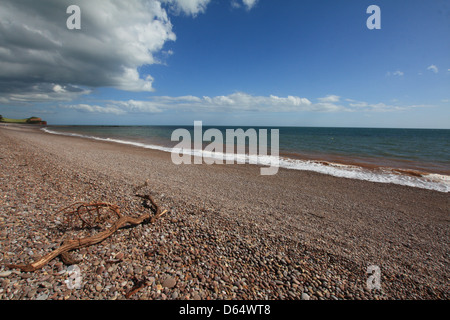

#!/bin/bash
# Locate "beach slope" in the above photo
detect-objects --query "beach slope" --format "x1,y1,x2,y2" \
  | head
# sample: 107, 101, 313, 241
0, 125, 448, 300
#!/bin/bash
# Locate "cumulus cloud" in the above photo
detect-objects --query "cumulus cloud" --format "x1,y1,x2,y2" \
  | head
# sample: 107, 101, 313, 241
0, 0, 263, 106
163, 92, 316, 112
59, 92, 435, 116
0, 0, 176, 101
60, 92, 352, 115
427, 65, 439, 73
162, 0, 211, 16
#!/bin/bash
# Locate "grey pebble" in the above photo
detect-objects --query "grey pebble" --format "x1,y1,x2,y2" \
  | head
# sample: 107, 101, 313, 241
0, 271, 12, 277
162, 277, 176, 288
36, 293, 49, 300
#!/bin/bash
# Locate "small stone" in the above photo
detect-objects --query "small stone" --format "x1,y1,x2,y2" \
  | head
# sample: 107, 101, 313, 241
95, 284, 103, 292
301, 293, 310, 300
96, 266, 105, 275
36, 293, 49, 300
27, 289, 37, 298
115, 253, 124, 260
0, 271, 12, 277
162, 277, 176, 288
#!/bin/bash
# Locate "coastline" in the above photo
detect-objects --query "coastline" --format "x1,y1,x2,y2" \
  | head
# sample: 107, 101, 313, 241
0, 124, 448, 300
42, 126, 450, 192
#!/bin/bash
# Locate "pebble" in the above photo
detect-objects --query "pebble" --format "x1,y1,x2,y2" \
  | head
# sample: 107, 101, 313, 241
96, 266, 105, 275
115, 253, 124, 260
0, 128, 446, 301
162, 277, 177, 288
36, 293, 48, 300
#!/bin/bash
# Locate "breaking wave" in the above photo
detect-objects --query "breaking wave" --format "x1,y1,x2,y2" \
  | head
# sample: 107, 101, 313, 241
42, 127, 449, 193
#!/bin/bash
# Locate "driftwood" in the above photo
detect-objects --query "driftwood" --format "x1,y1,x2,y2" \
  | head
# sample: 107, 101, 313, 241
125, 276, 151, 299
7, 193, 166, 272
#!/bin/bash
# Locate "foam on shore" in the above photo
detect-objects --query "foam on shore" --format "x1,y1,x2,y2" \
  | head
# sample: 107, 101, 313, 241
42, 127, 450, 193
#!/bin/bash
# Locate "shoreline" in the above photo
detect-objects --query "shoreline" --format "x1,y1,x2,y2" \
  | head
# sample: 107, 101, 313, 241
42, 126, 450, 192
0, 124, 448, 300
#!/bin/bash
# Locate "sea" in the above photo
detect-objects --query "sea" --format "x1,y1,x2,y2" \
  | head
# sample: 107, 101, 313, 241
42, 125, 450, 193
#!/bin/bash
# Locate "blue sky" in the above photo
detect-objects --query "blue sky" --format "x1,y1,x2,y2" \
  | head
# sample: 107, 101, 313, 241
0, 0, 449, 128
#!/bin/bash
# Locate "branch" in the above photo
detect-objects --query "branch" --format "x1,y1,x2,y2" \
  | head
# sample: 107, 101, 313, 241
7, 194, 166, 272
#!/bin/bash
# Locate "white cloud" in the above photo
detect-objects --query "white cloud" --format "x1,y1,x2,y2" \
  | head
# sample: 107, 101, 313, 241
242, 0, 259, 10
347, 99, 432, 113
427, 65, 439, 73
64, 104, 126, 115
61, 93, 435, 116
230, 0, 259, 10
2, 84, 91, 104
61, 92, 348, 115
162, 0, 211, 16
111, 100, 163, 113
318, 95, 340, 103
231, 0, 241, 9
0, 0, 177, 96
190, 92, 315, 112
0, 0, 263, 106
346, 99, 369, 108
386, 70, 404, 77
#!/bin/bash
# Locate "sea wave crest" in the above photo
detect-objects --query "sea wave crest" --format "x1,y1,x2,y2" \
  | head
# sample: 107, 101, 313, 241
42, 128, 449, 193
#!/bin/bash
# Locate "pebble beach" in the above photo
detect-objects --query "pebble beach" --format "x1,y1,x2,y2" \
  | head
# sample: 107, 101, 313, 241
0, 124, 448, 300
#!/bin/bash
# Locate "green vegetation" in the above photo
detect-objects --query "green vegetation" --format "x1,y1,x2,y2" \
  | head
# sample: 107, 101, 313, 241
0, 117, 28, 124
0, 116, 47, 125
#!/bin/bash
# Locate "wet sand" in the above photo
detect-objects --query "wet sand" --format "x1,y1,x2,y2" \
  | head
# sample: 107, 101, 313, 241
0, 124, 448, 300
